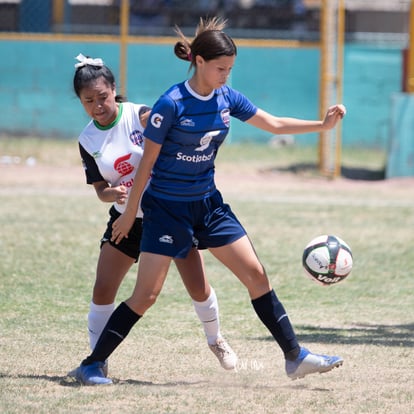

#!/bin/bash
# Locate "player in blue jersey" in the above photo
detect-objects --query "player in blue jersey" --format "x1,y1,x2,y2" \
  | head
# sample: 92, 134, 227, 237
70, 54, 237, 383
76, 18, 347, 385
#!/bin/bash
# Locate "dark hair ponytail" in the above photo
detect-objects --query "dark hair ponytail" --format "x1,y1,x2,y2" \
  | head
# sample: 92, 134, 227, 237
173, 17, 236, 71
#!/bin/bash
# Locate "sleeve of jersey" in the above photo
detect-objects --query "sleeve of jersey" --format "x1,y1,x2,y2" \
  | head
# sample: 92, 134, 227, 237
142, 95, 175, 145
79, 143, 105, 184
228, 88, 258, 122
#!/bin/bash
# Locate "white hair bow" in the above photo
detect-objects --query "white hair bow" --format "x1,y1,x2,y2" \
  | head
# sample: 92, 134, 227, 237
74, 53, 104, 68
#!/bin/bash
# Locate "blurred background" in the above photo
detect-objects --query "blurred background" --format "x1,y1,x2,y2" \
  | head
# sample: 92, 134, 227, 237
0, 0, 413, 177
0, 0, 409, 39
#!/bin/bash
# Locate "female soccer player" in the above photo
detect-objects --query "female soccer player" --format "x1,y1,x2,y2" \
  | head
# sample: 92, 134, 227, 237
71, 53, 237, 383
76, 18, 346, 385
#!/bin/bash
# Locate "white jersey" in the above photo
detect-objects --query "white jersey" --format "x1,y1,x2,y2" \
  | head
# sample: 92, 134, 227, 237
79, 102, 149, 217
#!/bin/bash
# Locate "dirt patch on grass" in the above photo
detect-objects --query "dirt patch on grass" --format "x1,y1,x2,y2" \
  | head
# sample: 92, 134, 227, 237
2, 163, 414, 206
0, 162, 411, 189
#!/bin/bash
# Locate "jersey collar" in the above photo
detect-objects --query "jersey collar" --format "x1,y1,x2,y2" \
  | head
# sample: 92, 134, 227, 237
93, 102, 123, 130
184, 80, 215, 101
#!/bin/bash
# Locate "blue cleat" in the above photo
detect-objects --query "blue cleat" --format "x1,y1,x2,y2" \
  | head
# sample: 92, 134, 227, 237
75, 361, 113, 385
68, 360, 108, 378
286, 347, 343, 380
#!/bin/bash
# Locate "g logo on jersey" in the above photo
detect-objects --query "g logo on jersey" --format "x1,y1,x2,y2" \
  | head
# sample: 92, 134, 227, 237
151, 113, 164, 128
114, 153, 134, 177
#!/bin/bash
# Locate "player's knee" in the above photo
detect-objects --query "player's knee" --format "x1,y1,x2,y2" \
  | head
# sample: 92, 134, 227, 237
250, 264, 268, 282
145, 292, 159, 308
128, 291, 160, 315
242, 266, 271, 295
92, 284, 117, 304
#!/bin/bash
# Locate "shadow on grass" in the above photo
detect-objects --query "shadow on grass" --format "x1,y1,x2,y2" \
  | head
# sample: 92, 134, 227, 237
255, 322, 414, 347
61, 376, 208, 388
0, 373, 81, 387
0, 373, 209, 388
0, 372, 334, 392
263, 163, 386, 181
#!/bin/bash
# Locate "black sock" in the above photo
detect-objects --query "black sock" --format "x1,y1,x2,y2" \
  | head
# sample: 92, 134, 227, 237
82, 302, 141, 366
251, 290, 300, 360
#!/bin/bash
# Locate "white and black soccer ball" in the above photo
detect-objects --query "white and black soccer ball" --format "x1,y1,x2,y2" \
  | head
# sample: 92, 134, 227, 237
302, 235, 353, 286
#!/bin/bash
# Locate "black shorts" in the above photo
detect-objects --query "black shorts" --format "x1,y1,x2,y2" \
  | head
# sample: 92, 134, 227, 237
100, 205, 143, 261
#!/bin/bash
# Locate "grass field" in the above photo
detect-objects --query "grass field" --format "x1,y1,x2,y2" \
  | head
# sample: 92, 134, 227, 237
0, 138, 413, 413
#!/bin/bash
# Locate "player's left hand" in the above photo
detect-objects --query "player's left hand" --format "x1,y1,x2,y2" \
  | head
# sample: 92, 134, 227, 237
111, 212, 135, 244
322, 104, 346, 130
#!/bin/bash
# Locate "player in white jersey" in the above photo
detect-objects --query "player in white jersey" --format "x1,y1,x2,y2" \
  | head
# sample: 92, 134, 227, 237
76, 18, 346, 385
70, 54, 237, 383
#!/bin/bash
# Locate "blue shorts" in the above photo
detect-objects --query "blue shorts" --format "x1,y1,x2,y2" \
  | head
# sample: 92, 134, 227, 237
140, 190, 247, 258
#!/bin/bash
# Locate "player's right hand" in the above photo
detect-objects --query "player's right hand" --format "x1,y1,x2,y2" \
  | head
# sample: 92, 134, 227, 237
114, 185, 128, 205
111, 211, 134, 244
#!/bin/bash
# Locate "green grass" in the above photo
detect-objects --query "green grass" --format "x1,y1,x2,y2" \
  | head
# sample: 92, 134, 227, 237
0, 138, 412, 413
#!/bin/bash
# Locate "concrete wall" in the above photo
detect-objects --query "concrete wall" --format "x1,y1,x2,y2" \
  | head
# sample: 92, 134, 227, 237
386, 93, 414, 178
0, 40, 403, 149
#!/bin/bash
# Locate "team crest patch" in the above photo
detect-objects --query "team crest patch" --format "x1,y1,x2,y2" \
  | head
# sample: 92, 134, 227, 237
129, 130, 144, 146
221, 108, 231, 127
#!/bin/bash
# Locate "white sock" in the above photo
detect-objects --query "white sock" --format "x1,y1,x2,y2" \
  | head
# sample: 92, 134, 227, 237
87, 301, 115, 350
192, 287, 221, 345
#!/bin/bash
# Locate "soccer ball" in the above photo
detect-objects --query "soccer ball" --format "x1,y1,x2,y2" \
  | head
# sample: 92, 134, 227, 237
302, 235, 353, 286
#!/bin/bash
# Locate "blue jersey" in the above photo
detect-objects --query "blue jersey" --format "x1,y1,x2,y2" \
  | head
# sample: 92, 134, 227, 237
144, 81, 257, 201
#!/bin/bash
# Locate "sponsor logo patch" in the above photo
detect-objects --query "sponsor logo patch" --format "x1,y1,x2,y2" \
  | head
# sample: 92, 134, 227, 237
114, 153, 134, 177
159, 235, 173, 244
151, 113, 164, 128
195, 130, 220, 152
180, 118, 195, 127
